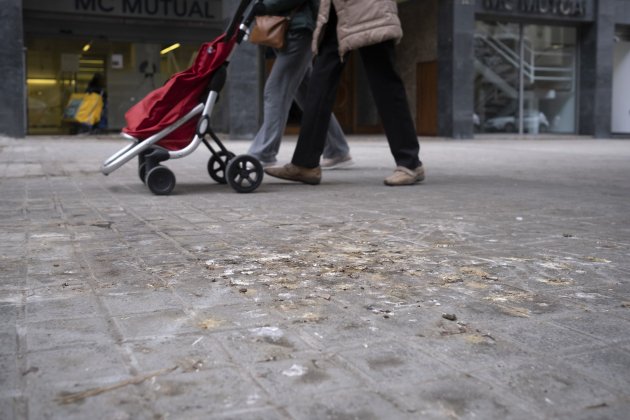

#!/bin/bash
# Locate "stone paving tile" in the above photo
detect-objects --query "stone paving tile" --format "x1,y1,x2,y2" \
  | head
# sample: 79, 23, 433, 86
292, 310, 401, 351
562, 346, 630, 393
282, 389, 412, 419
210, 407, 291, 420
335, 340, 457, 386
2, 135, 630, 418
26, 381, 150, 420
471, 360, 620, 418
0, 329, 18, 357
113, 308, 203, 340
407, 333, 536, 374
0, 355, 20, 395
0, 398, 18, 420
481, 318, 601, 356
214, 327, 315, 365
192, 302, 282, 331
174, 281, 255, 310
547, 311, 630, 344
25, 273, 87, 292
25, 316, 114, 352
0, 301, 18, 324
100, 289, 186, 316
149, 367, 271, 418
568, 400, 630, 420
25, 294, 101, 323
386, 374, 534, 419
249, 352, 368, 404
24, 344, 130, 385
556, 288, 629, 314
124, 334, 233, 372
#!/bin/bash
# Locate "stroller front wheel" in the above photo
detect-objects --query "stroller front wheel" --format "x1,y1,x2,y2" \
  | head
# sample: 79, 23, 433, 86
226, 155, 263, 194
146, 165, 176, 195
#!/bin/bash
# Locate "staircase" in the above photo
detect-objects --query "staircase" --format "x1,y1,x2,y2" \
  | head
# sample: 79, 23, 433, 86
474, 23, 575, 127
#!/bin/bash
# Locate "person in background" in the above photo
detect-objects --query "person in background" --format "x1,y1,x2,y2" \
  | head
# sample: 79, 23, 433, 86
81, 72, 107, 134
265, 0, 424, 186
248, 0, 353, 169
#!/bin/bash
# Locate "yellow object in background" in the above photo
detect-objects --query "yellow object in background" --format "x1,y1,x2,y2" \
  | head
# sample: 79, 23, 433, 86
63, 92, 103, 126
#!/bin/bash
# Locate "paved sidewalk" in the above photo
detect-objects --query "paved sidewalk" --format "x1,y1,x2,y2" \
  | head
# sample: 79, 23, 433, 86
1, 134, 630, 419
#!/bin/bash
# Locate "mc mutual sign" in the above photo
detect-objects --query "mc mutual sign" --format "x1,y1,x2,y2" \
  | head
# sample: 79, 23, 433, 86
480, 0, 590, 18
23, 0, 222, 22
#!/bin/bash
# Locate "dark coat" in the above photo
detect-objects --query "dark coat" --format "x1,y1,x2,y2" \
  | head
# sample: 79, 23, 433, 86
262, 0, 317, 33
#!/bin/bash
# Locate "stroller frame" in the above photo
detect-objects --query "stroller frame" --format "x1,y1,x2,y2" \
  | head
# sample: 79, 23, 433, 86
101, 0, 262, 195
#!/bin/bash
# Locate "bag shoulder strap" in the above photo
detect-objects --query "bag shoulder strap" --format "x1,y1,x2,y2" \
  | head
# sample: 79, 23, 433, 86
286, 1, 307, 19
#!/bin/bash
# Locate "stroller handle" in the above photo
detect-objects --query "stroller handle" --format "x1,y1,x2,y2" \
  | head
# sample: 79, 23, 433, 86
225, 0, 255, 40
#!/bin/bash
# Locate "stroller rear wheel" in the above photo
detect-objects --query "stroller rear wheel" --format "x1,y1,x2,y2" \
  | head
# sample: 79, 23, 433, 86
207, 151, 235, 184
146, 165, 176, 195
226, 155, 263, 193
138, 162, 147, 184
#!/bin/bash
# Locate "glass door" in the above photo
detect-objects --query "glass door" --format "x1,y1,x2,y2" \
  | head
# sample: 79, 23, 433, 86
474, 22, 521, 133
474, 22, 577, 134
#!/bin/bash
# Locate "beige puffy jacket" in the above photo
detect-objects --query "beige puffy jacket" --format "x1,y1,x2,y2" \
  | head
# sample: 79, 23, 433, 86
312, 0, 403, 58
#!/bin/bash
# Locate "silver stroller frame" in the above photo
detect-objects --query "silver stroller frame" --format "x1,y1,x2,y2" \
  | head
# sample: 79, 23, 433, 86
101, 0, 262, 195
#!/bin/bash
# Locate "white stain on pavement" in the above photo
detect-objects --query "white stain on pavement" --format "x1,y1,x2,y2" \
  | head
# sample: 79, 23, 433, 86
282, 364, 307, 377
251, 326, 284, 341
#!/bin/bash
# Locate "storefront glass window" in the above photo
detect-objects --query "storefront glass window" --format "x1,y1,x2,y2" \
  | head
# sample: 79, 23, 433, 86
25, 37, 197, 135
474, 22, 577, 135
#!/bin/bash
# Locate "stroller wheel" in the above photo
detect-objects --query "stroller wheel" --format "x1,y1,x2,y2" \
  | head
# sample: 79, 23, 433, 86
146, 165, 176, 195
138, 162, 147, 184
208, 151, 236, 184
226, 155, 263, 194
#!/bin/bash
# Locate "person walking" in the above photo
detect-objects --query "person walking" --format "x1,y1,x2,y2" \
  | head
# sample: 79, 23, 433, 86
248, 0, 353, 169
265, 0, 424, 185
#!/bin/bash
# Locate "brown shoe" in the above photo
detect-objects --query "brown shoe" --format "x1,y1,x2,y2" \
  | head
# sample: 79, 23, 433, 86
264, 163, 321, 185
384, 165, 425, 186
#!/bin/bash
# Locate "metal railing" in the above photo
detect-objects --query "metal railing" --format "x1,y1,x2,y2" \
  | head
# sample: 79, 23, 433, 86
475, 23, 575, 85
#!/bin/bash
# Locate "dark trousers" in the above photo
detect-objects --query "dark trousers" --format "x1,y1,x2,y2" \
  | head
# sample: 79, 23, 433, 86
292, 7, 421, 169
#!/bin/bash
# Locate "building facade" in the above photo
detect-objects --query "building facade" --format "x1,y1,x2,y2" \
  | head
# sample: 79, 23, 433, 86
1, 0, 629, 139
1, 0, 260, 138
435, 0, 630, 138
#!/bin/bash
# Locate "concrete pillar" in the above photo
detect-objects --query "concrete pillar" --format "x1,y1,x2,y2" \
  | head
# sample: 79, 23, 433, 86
0, 0, 26, 138
579, 0, 615, 138
215, 0, 261, 139
437, 0, 475, 139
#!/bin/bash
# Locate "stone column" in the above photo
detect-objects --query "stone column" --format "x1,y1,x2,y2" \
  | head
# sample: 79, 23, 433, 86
437, 0, 475, 139
215, 0, 262, 139
579, 0, 615, 138
0, 0, 25, 138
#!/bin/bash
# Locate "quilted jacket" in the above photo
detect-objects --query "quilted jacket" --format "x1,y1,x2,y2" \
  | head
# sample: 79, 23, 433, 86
312, 0, 403, 57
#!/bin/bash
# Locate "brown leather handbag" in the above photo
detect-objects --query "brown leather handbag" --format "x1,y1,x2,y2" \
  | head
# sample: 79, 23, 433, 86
249, 5, 301, 50
249, 15, 291, 49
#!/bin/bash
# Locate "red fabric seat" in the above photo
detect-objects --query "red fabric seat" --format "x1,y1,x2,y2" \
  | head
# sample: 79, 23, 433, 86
123, 35, 236, 151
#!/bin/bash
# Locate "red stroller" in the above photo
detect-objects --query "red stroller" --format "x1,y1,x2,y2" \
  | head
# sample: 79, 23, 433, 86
102, 0, 262, 195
